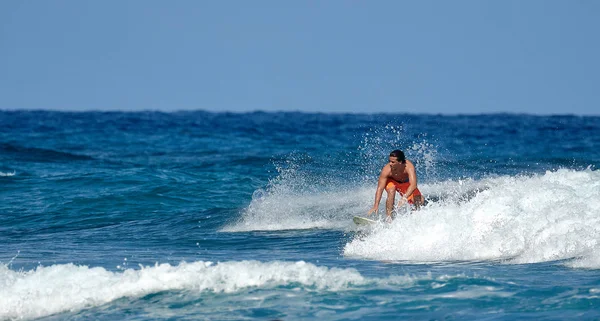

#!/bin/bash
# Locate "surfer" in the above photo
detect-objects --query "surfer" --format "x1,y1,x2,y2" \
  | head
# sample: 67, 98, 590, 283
367, 149, 424, 220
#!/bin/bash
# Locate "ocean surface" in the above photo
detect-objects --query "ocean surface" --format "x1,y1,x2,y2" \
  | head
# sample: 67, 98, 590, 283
1, 110, 599, 320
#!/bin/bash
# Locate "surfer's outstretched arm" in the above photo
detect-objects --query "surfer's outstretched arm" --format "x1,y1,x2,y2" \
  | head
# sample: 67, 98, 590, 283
404, 161, 418, 199
397, 160, 425, 208
367, 166, 390, 216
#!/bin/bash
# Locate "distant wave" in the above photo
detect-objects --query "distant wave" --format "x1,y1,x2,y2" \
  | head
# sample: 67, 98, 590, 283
0, 170, 16, 177
0, 143, 94, 162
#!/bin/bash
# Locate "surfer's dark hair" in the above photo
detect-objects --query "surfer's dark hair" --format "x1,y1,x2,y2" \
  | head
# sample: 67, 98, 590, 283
389, 150, 406, 163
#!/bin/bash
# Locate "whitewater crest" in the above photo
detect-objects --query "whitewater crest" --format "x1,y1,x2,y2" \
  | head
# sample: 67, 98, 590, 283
0, 260, 429, 320
344, 168, 600, 267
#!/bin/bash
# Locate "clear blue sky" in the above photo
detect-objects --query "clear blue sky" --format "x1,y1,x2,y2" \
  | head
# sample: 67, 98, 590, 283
1, 1, 598, 114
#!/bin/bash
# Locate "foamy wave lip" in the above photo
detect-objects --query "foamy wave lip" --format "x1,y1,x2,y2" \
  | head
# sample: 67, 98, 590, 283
0, 171, 15, 177
0, 260, 407, 320
344, 169, 600, 266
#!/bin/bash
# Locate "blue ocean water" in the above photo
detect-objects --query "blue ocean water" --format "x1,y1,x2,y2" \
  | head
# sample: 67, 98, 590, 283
1, 110, 599, 320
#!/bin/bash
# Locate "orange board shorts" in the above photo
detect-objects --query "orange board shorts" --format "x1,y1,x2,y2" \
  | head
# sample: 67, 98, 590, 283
386, 179, 422, 204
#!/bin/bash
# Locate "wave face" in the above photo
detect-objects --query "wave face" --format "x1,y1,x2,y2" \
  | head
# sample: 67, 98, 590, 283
0, 143, 94, 163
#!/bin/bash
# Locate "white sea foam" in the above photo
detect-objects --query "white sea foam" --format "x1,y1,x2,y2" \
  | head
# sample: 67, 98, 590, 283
0, 260, 423, 320
0, 171, 15, 177
222, 156, 377, 231
344, 169, 600, 267
222, 185, 374, 232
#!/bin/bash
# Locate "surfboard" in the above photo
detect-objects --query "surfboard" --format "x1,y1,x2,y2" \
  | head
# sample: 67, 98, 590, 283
353, 216, 378, 226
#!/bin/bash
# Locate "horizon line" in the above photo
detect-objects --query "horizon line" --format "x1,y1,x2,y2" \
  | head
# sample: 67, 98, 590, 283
1, 108, 598, 117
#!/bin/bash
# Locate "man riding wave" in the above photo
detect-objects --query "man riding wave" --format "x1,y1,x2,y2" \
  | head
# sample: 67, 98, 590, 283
367, 150, 425, 220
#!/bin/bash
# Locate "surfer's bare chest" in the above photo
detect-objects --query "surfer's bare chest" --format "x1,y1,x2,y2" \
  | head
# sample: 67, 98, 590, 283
389, 164, 408, 181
